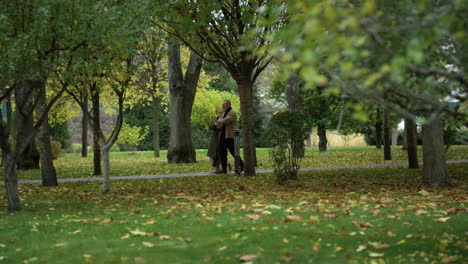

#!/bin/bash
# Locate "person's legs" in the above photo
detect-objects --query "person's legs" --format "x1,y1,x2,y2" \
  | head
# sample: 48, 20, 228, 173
219, 137, 228, 173
226, 138, 244, 171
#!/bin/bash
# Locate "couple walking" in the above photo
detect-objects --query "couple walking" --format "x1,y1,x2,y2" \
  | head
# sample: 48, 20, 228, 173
207, 100, 244, 174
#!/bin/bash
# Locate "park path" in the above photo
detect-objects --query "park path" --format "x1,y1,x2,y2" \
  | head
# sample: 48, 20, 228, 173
6, 160, 468, 185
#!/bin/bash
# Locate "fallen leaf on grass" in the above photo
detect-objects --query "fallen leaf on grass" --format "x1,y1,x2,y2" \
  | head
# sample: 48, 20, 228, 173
356, 245, 367, 252
129, 229, 147, 236
159, 235, 171, 240
285, 215, 303, 222
368, 241, 390, 249
435, 217, 450, 222
414, 209, 427, 216
239, 254, 257, 262
309, 215, 320, 223
369, 252, 384, 257
418, 190, 430, 196
352, 221, 373, 228
246, 214, 261, 220
218, 245, 228, 251
142, 242, 154, 247
280, 256, 294, 262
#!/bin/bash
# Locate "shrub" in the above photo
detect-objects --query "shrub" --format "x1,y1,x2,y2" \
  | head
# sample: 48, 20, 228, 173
267, 110, 313, 184
50, 141, 62, 160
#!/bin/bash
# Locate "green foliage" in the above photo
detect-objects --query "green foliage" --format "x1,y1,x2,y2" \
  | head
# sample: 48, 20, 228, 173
50, 121, 71, 150
267, 110, 313, 184
192, 89, 240, 128
50, 141, 62, 160
116, 122, 149, 151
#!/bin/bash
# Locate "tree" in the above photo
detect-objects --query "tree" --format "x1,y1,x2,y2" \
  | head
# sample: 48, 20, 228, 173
153, 0, 285, 175
276, 0, 467, 187
166, 41, 203, 163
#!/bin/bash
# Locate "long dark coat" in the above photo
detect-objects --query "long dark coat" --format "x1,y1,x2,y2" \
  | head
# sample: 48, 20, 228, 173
207, 115, 221, 159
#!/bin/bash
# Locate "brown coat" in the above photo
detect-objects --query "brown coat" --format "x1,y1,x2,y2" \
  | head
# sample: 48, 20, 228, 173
217, 108, 237, 139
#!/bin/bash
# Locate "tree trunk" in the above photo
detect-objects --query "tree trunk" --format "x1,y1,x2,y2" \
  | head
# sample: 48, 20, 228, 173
306, 134, 312, 147
285, 72, 304, 158
102, 147, 110, 194
404, 117, 419, 168
6, 95, 13, 135
35, 80, 58, 186
14, 82, 39, 170
383, 108, 392, 160
317, 124, 327, 152
375, 108, 382, 149
237, 78, 256, 176
401, 128, 408, 151
3, 152, 21, 211
81, 96, 88, 158
91, 85, 102, 175
167, 42, 201, 163
152, 96, 161, 158
422, 116, 449, 187
391, 128, 398, 146
0, 111, 21, 211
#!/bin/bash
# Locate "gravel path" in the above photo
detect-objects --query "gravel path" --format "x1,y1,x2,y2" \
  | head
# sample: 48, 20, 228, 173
6, 159, 467, 185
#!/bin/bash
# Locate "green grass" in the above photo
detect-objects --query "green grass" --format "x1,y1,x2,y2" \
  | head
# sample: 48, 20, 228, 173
0, 162, 467, 263
9, 145, 468, 181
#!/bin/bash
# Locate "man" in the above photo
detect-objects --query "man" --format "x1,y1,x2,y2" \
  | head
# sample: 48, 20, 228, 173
215, 100, 244, 174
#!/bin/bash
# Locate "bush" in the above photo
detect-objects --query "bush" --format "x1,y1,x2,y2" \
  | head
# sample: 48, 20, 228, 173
267, 110, 313, 184
50, 141, 62, 160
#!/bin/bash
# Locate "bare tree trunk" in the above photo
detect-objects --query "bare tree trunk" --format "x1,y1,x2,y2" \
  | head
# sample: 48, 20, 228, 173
285, 72, 304, 158
391, 128, 398, 146
35, 80, 58, 186
317, 124, 327, 152
306, 134, 312, 147
167, 42, 201, 163
91, 85, 102, 175
102, 147, 110, 193
3, 152, 21, 211
15, 82, 39, 170
405, 117, 419, 168
81, 96, 88, 157
6, 95, 13, 135
383, 108, 392, 160
1, 111, 21, 211
152, 96, 161, 158
375, 108, 382, 149
237, 78, 256, 176
422, 116, 449, 187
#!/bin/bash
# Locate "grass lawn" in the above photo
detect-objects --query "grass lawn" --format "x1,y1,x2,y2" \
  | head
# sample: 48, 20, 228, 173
0, 147, 467, 263
9, 145, 468, 181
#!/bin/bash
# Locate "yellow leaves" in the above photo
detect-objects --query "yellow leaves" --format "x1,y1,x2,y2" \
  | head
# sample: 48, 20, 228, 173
356, 245, 367, 252
129, 229, 147, 236
309, 215, 320, 223
218, 245, 228, 251
352, 221, 374, 228
239, 254, 257, 262
387, 231, 396, 237
68, 230, 81, 235
83, 254, 93, 264
418, 189, 430, 196
369, 252, 384, 258
395, 240, 406, 245
142, 242, 154, 248
159, 235, 171, 240
435, 217, 450, 222
53, 242, 66, 247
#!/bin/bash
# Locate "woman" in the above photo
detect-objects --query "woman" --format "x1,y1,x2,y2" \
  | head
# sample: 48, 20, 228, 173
207, 108, 231, 173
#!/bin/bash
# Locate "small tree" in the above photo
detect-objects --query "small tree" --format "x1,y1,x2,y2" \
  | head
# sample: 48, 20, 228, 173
267, 110, 312, 185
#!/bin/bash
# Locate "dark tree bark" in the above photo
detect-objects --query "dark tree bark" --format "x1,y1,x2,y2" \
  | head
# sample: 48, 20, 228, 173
90, 83, 102, 175
0, 108, 21, 211
167, 42, 202, 163
152, 96, 161, 158
6, 95, 13, 135
35, 80, 58, 186
236, 77, 256, 175
374, 108, 382, 149
422, 116, 449, 187
404, 117, 419, 168
14, 82, 39, 170
81, 95, 88, 157
285, 72, 304, 158
317, 124, 328, 152
383, 108, 392, 160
